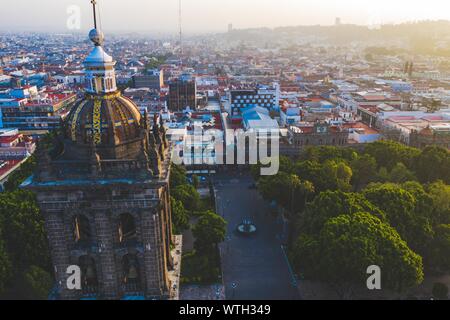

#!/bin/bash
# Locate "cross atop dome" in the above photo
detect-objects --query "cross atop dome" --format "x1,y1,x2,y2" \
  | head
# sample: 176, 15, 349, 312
89, 0, 104, 46
91, 0, 98, 29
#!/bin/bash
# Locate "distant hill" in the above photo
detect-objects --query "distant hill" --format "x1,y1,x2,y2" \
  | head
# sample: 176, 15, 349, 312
223, 20, 450, 56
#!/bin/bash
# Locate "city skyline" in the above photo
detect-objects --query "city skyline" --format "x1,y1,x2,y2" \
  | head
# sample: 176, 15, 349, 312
0, 0, 450, 304
1, 0, 450, 34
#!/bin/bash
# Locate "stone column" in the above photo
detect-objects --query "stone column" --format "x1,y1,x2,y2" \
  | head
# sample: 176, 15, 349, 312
161, 188, 173, 269
45, 212, 77, 300
156, 205, 170, 294
164, 186, 174, 265
93, 210, 118, 299
141, 209, 165, 298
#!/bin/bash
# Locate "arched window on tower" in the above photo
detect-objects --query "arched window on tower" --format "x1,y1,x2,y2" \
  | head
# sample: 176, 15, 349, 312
118, 213, 137, 243
79, 255, 98, 295
122, 254, 141, 293
73, 215, 91, 244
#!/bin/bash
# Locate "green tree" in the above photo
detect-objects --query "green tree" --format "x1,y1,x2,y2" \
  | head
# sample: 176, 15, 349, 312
144, 55, 167, 70
170, 197, 190, 234
302, 190, 385, 235
170, 164, 188, 188
0, 227, 12, 295
293, 212, 424, 297
414, 146, 450, 184
402, 181, 435, 223
350, 154, 378, 189
376, 167, 390, 182
429, 224, 450, 272
0, 190, 50, 273
432, 282, 449, 300
301, 146, 356, 163
21, 265, 53, 300
294, 160, 324, 190
192, 211, 227, 255
335, 161, 353, 191
252, 156, 294, 181
389, 162, 416, 183
365, 140, 420, 171
258, 172, 314, 214
363, 183, 434, 253
171, 184, 200, 212
290, 233, 319, 278
192, 174, 200, 189
294, 160, 352, 193
427, 181, 450, 225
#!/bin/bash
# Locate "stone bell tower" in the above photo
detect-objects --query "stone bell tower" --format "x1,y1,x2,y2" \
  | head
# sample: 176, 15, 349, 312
22, 0, 174, 300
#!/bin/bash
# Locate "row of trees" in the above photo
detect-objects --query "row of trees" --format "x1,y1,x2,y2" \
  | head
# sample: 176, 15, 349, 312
0, 157, 52, 299
170, 165, 227, 284
253, 141, 450, 298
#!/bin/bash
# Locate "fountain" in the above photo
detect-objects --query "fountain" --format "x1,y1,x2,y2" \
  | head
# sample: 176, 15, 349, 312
236, 219, 257, 236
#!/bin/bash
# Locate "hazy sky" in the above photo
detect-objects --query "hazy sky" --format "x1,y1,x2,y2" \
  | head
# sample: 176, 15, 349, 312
1, 0, 450, 34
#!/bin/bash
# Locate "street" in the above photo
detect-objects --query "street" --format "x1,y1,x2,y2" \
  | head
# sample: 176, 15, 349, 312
214, 172, 300, 300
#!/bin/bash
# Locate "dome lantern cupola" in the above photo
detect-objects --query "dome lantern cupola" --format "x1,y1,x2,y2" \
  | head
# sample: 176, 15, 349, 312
83, 0, 117, 94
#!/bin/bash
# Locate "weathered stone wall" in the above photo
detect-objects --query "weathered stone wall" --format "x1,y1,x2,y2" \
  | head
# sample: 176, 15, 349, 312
35, 182, 172, 300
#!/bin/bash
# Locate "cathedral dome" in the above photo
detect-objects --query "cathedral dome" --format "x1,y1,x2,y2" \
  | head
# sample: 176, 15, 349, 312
65, 93, 142, 148
61, 12, 147, 161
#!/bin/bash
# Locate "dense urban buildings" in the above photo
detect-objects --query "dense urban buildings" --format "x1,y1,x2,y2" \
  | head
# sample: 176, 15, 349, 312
132, 69, 164, 90
168, 75, 197, 111
0, 0, 450, 304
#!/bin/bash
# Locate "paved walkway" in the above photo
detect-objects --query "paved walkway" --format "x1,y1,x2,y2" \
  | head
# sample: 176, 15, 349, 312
180, 285, 226, 300
214, 173, 300, 300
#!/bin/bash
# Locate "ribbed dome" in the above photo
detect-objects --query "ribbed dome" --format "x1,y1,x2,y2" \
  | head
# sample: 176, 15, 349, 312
65, 93, 142, 147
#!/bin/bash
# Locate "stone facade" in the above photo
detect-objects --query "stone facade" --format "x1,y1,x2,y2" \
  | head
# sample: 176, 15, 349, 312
286, 122, 349, 153
409, 127, 450, 149
23, 117, 173, 299
21, 20, 174, 299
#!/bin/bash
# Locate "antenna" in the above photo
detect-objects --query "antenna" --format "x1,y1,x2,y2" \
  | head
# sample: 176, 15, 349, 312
179, 0, 183, 68
177, 0, 183, 110
91, 0, 98, 29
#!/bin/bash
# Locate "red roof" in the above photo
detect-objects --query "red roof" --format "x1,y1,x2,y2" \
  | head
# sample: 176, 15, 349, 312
47, 93, 75, 101
0, 134, 20, 144
0, 160, 22, 178
422, 116, 444, 121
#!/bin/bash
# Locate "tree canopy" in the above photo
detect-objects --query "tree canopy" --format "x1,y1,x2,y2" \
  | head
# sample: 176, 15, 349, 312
252, 142, 450, 296
292, 212, 424, 296
0, 155, 51, 299
192, 211, 227, 255
170, 196, 189, 235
